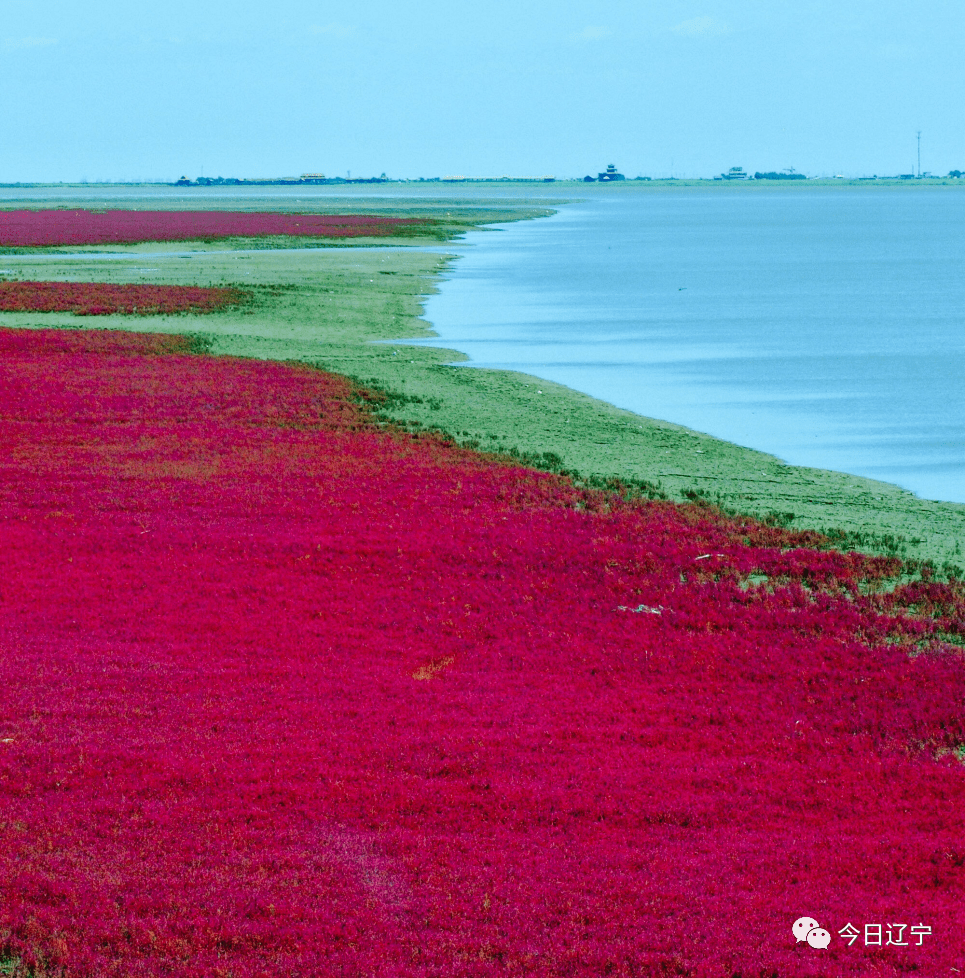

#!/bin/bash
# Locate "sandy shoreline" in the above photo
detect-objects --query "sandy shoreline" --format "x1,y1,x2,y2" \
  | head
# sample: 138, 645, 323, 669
1, 214, 962, 570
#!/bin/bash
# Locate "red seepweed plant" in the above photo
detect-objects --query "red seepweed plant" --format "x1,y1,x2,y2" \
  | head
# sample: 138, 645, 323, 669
0, 280, 245, 316
0, 327, 963, 977
0, 209, 430, 247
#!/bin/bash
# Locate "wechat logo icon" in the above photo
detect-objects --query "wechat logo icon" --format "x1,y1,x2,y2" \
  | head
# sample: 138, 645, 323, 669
793, 917, 831, 949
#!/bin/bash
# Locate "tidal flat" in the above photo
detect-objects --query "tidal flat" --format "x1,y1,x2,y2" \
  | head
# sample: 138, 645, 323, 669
1, 201, 962, 571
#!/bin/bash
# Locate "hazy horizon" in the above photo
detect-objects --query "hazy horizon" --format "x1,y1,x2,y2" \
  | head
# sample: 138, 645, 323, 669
0, 174, 961, 186
3, 0, 963, 183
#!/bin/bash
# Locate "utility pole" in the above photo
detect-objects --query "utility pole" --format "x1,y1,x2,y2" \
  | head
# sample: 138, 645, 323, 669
917, 131, 921, 178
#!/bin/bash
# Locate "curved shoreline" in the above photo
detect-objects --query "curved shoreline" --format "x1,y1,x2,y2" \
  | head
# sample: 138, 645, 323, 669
0, 222, 961, 569
413, 189, 965, 508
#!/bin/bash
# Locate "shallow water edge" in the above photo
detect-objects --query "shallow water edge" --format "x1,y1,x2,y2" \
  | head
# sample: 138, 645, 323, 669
1, 233, 962, 569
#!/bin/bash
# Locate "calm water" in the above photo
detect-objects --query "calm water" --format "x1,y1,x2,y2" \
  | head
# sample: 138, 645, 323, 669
419, 188, 965, 503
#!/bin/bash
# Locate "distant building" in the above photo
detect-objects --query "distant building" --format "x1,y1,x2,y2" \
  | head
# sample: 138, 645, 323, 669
719, 167, 748, 180
598, 164, 625, 181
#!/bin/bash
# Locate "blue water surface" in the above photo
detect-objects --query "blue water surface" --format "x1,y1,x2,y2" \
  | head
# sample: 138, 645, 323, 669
418, 187, 965, 503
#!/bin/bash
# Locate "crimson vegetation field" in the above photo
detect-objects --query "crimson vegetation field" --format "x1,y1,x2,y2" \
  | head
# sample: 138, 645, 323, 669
0, 281, 245, 316
1, 325, 964, 977
0, 209, 431, 247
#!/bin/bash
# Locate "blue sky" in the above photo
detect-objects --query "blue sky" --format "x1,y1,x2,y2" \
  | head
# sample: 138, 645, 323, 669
3, 0, 963, 181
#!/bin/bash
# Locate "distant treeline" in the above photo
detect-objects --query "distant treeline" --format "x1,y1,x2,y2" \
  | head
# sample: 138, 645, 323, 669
754, 171, 807, 180
177, 176, 391, 187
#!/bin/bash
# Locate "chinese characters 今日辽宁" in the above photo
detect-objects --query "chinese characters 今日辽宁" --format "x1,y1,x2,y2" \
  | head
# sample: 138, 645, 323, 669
837, 923, 931, 947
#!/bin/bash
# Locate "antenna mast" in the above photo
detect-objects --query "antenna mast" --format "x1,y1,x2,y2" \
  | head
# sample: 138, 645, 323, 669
917, 130, 921, 178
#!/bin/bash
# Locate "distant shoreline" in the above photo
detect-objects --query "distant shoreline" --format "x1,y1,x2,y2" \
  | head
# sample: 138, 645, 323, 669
2, 177, 965, 190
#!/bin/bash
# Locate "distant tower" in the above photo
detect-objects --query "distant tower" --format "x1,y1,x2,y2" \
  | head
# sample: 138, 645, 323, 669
917, 130, 921, 178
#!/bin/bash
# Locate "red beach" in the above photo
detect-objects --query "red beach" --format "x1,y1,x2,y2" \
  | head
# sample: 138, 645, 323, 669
0, 209, 430, 247
0, 281, 245, 316
1, 327, 963, 976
